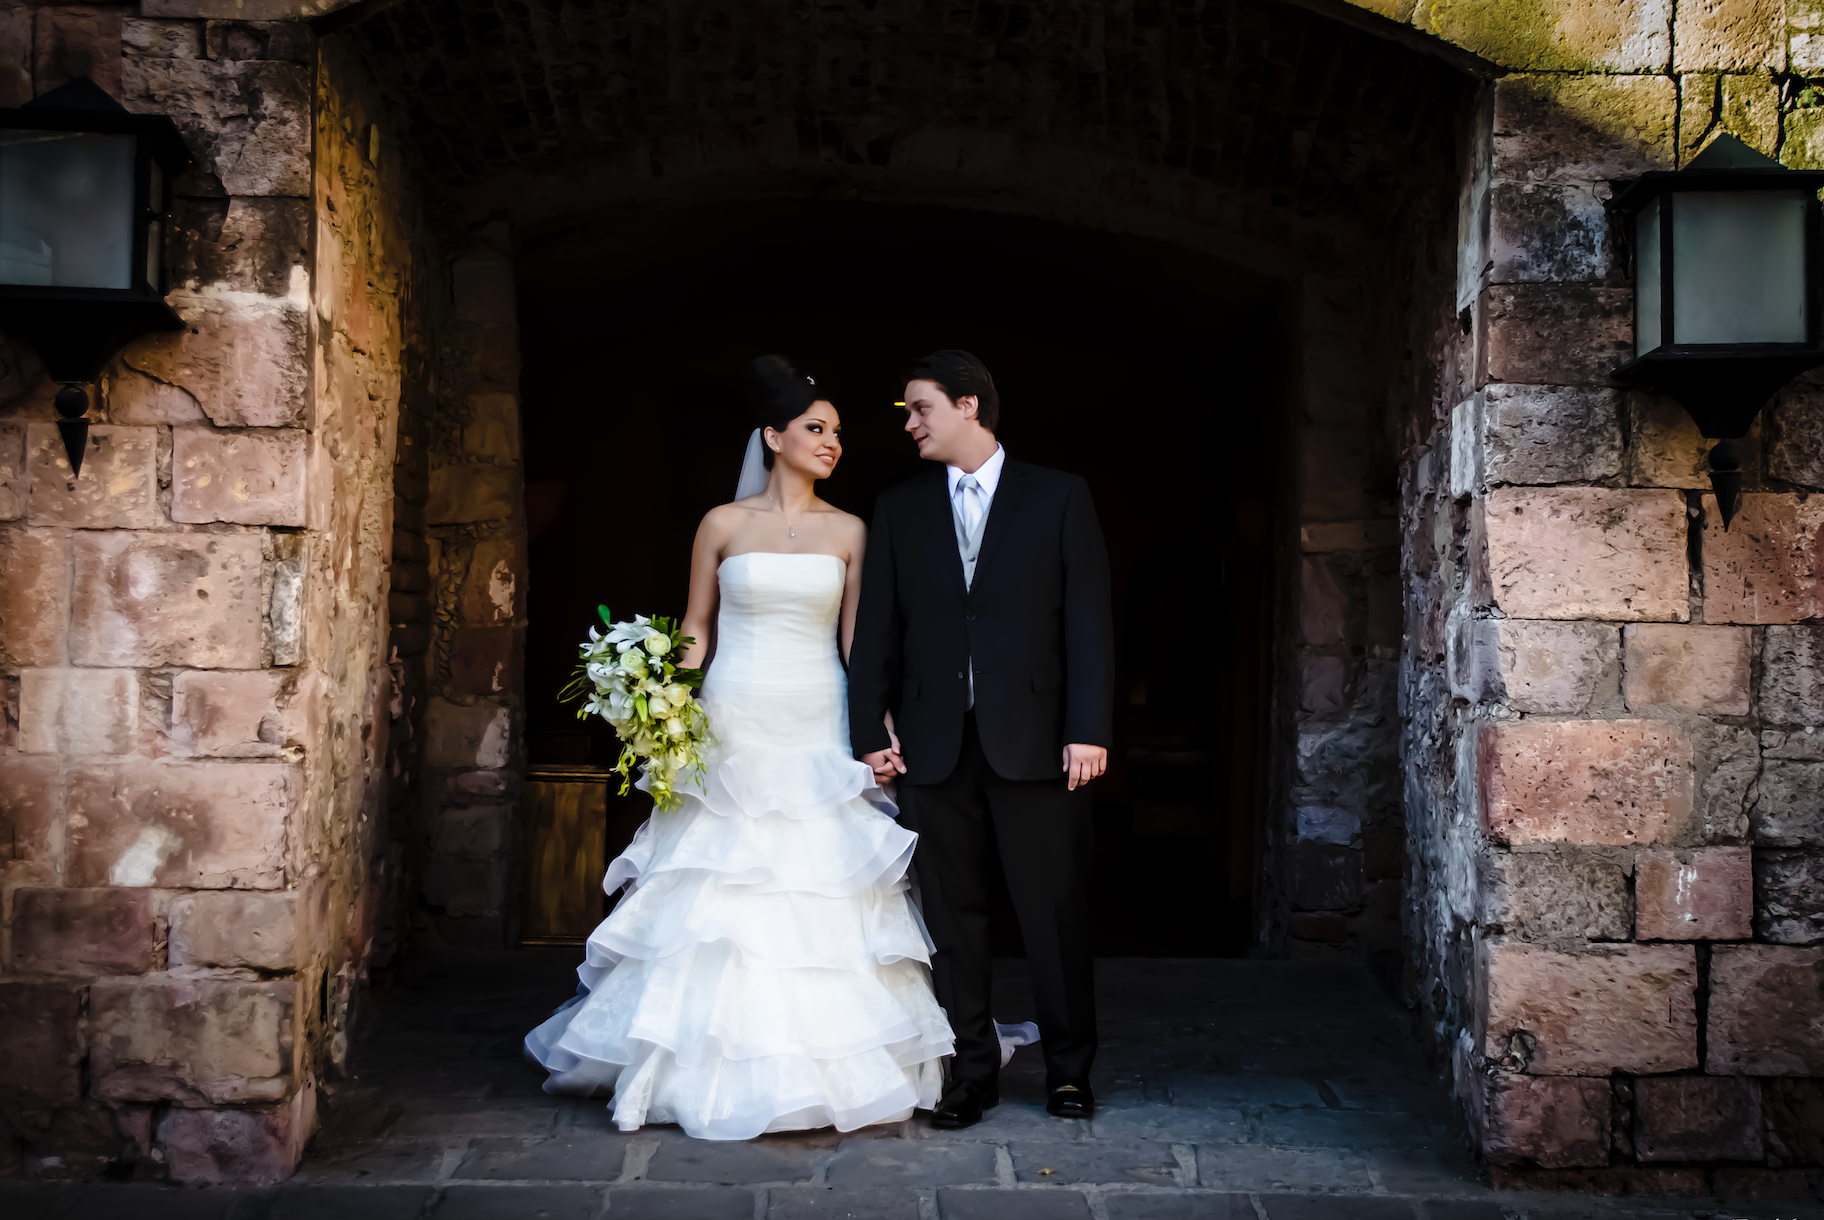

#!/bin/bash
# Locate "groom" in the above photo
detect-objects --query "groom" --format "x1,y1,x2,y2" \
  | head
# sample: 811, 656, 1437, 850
849, 350, 1114, 1129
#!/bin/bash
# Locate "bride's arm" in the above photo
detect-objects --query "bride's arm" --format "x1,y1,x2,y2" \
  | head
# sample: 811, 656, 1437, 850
677, 508, 729, 671
838, 516, 867, 665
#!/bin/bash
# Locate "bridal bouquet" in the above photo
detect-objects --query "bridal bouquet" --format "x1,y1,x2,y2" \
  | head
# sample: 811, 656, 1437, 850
560, 607, 709, 811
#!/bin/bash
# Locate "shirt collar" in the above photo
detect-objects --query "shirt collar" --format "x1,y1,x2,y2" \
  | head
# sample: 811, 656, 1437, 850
947, 443, 1006, 500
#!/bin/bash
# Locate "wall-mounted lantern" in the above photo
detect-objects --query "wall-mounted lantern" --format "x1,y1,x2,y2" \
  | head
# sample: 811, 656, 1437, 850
0, 77, 190, 477
1610, 134, 1824, 528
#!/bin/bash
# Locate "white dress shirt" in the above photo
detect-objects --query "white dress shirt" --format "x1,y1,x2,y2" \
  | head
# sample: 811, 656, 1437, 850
946, 444, 1006, 536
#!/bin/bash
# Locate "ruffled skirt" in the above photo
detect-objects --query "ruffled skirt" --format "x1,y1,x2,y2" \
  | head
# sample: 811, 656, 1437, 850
524, 738, 955, 1140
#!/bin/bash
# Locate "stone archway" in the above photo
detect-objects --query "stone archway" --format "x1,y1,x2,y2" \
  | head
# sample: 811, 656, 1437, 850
342, 0, 1472, 994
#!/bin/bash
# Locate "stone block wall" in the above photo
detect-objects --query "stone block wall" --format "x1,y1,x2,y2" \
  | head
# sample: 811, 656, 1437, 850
1396, 2, 1824, 1191
416, 225, 527, 948
1277, 274, 1423, 975
0, 6, 439, 1183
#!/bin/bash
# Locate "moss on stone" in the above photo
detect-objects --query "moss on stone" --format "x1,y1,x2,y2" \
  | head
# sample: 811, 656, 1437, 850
1412, 0, 1671, 73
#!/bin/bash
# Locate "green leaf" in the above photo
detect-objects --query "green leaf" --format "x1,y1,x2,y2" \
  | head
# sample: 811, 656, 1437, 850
598, 604, 613, 627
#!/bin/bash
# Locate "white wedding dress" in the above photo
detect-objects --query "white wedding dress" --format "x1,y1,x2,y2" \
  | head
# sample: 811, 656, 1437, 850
525, 551, 955, 1139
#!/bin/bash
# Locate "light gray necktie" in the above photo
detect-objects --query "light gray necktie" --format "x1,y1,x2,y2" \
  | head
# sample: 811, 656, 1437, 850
953, 474, 989, 592
956, 473, 982, 535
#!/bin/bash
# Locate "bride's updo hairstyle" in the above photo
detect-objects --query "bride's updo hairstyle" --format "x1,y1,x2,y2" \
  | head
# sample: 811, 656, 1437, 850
745, 355, 823, 470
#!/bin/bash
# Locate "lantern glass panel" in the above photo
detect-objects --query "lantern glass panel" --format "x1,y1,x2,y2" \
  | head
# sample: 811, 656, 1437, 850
1636, 201, 1663, 356
0, 129, 135, 289
1672, 190, 1807, 344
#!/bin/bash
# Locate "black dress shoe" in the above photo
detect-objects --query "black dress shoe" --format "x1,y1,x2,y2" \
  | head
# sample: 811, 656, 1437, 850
931, 1079, 998, 1129
1046, 1080, 1095, 1119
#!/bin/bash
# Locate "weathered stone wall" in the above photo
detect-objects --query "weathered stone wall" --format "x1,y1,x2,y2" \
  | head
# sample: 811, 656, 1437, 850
0, 5, 438, 1183
1277, 261, 1442, 974
415, 225, 527, 948
312, 27, 443, 1085
1395, 4, 1824, 1192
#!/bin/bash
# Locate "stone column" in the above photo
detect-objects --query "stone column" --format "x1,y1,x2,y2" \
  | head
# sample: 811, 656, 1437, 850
0, 9, 436, 1184
0, 7, 319, 1183
1407, 5, 1824, 1188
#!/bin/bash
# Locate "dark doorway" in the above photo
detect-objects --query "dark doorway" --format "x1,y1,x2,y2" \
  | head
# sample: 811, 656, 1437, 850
518, 201, 1284, 956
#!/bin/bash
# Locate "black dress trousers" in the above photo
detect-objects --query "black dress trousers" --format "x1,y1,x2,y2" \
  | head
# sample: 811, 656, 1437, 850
899, 712, 1098, 1090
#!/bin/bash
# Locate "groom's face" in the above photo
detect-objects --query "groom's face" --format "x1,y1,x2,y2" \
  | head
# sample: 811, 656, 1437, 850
902, 379, 980, 464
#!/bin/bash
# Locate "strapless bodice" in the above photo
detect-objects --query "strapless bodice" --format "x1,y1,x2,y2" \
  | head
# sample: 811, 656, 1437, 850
702, 551, 849, 752
710, 551, 846, 676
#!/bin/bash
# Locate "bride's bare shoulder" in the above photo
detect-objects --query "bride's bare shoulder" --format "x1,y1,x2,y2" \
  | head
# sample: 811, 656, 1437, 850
818, 504, 867, 544
697, 500, 756, 546
828, 504, 865, 530
701, 497, 769, 528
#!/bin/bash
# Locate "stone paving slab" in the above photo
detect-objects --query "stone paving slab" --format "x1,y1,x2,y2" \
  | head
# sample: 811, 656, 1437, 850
451, 1135, 632, 1181
1195, 1144, 1376, 1193
602, 1187, 757, 1217
1100, 1193, 1258, 1219
290, 1140, 448, 1185
62, 1185, 254, 1219
427, 1184, 603, 1219
937, 1186, 1095, 1218
1251, 1196, 1415, 1219
242, 1186, 435, 1219
1365, 1148, 1492, 1197
766, 1186, 923, 1218
644, 1133, 835, 1184
1420, 1202, 1510, 1220
824, 1138, 999, 1186
391, 1103, 560, 1138
1005, 1139, 1186, 1186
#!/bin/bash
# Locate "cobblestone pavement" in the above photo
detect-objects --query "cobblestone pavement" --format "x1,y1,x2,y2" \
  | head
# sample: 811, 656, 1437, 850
1, 953, 1800, 1218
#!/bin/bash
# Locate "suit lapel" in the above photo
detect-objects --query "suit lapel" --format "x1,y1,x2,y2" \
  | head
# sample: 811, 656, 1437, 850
917, 468, 969, 600
972, 459, 1030, 587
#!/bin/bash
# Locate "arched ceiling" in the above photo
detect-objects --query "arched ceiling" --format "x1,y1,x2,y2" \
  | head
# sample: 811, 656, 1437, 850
336, 0, 1473, 232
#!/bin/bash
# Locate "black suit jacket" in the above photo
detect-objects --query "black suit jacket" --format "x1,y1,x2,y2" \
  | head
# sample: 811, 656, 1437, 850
848, 457, 1115, 785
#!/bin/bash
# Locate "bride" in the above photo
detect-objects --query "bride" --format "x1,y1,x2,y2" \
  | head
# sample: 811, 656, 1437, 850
524, 356, 955, 1138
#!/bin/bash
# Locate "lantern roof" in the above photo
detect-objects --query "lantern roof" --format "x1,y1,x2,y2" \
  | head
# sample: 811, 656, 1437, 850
0, 76, 190, 173
1610, 134, 1824, 213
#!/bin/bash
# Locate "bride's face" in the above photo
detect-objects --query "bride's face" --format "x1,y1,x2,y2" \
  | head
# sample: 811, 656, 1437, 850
766, 401, 842, 480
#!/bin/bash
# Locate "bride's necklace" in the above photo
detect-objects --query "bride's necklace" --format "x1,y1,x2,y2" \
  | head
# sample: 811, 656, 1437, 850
767, 492, 799, 539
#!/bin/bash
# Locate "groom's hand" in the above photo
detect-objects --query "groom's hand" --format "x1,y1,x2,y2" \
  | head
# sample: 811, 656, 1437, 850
1063, 744, 1107, 791
863, 747, 904, 784
865, 715, 906, 784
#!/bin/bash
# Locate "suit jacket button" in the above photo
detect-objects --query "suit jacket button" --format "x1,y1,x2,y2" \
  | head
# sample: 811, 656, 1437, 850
966, 613, 976, 621
957, 672, 963, 679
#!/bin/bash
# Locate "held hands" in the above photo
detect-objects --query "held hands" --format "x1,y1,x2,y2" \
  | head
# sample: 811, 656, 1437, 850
1063, 743, 1107, 791
865, 721, 1107, 789
864, 714, 906, 785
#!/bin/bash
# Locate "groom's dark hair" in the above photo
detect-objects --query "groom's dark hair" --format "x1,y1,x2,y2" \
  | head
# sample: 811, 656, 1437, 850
902, 350, 999, 434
